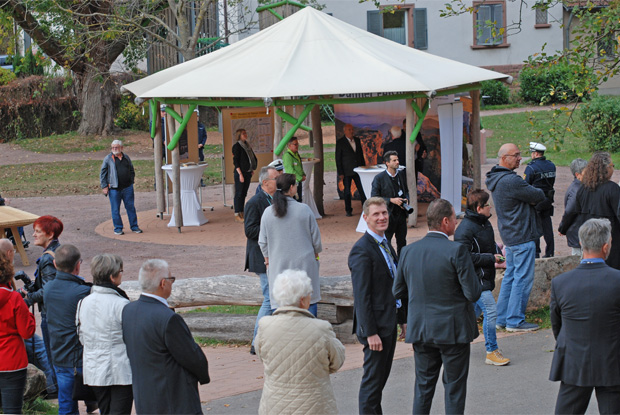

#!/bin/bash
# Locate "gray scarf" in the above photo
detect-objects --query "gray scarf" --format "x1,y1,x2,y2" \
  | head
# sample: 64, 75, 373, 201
239, 140, 258, 171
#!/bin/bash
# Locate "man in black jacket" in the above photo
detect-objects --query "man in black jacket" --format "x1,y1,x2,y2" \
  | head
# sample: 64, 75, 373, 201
123, 259, 210, 414
371, 151, 409, 257
550, 218, 620, 414
245, 166, 278, 354
349, 197, 406, 414
454, 189, 509, 366
336, 123, 366, 216
43, 244, 93, 414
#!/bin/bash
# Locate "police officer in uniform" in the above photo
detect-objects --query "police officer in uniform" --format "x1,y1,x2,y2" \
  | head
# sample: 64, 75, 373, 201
524, 142, 556, 258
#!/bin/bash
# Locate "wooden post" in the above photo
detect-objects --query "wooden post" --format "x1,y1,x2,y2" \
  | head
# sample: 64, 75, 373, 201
470, 90, 482, 189
406, 99, 418, 227
311, 104, 325, 216
154, 109, 165, 218
167, 110, 183, 232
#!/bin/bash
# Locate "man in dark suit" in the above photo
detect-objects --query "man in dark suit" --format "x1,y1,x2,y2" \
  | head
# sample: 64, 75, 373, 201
549, 218, 620, 414
336, 123, 366, 216
122, 259, 210, 414
393, 199, 481, 414
371, 150, 409, 257
245, 166, 278, 355
349, 197, 406, 414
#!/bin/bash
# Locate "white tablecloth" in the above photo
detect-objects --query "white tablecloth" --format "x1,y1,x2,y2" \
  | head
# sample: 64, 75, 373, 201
302, 158, 321, 220
162, 164, 209, 227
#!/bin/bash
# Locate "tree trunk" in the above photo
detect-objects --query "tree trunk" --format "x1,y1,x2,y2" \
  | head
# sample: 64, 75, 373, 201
76, 68, 118, 136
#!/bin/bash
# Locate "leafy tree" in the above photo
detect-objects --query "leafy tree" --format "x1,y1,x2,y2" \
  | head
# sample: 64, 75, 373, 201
441, 0, 620, 149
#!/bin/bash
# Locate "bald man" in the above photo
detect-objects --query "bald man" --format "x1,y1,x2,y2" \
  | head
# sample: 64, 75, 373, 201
486, 143, 545, 332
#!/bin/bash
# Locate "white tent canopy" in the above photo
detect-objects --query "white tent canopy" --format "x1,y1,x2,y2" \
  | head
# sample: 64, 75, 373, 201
122, 6, 510, 100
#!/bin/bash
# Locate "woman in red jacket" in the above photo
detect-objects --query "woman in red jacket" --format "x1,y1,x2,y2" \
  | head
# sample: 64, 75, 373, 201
0, 247, 36, 414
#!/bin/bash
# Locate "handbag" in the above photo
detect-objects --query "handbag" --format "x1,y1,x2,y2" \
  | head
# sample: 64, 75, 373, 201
72, 299, 97, 401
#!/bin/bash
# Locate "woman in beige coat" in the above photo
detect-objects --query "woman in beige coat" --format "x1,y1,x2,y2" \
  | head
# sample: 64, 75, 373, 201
256, 269, 345, 415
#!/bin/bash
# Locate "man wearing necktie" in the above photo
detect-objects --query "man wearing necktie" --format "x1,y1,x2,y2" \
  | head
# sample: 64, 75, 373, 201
348, 197, 407, 414
393, 198, 481, 415
549, 218, 620, 414
336, 123, 366, 216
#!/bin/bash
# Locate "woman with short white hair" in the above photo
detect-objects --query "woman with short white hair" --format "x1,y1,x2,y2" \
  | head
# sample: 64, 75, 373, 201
255, 269, 345, 415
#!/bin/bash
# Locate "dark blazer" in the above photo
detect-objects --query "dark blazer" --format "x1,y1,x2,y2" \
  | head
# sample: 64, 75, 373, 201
336, 136, 365, 177
371, 170, 409, 215
43, 270, 92, 367
232, 141, 256, 173
349, 232, 406, 339
122, 295, 210, 414
559, 181, 620, 269
393, 232, 481, 344
549, 262, 620, 387
559, 178, 583, 248
244, 190, 271, 273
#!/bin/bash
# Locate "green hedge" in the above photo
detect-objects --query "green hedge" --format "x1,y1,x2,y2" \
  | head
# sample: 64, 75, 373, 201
114, 95, 149, 131
519, 62, 593, 104
580, 95, 620, 152
480, 80, 510, 105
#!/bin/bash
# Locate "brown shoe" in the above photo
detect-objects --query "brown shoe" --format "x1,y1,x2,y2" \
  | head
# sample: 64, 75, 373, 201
239, 211, 244, 219
485, 349, 510, 366
234, 213, 244, 223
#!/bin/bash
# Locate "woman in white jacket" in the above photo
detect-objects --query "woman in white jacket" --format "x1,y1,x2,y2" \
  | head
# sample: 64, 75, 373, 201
77, 254, 132, 414
256, 269, 345, 415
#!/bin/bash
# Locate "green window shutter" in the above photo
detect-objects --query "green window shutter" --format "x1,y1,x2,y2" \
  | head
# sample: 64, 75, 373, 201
367, 10, 381, 36
414, 8, 428, 50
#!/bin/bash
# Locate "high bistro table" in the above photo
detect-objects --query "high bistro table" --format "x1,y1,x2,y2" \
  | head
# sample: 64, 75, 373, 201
0, 206, 39, 265
162, 163, 209, 227
301, 158, 322, 220
353, 165, 385, 233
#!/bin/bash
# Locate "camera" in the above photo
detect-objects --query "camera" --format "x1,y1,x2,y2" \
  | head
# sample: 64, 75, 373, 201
401, 202, 414, 215
15, 271, 35, 293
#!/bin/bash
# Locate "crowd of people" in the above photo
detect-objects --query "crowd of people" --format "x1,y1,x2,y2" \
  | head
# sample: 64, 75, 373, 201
2, 135, 620, 415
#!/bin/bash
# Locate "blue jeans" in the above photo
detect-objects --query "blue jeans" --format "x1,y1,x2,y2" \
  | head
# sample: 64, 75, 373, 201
108, 185, 139, 232
252, 273, 273, 346
474, 290, 498, 352
40, 314, 58, 392
496, 241, 536, 328
0, 368, 27, 414
54, 366, 79, 415
25, 333, 57, 394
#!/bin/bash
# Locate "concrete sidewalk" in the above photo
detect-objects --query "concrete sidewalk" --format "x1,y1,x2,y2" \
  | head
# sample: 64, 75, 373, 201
200, 329, 600, 414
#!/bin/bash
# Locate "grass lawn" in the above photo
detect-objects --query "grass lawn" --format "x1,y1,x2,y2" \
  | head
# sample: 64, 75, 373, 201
14, 131, 146, 154
482, 107, 618, 166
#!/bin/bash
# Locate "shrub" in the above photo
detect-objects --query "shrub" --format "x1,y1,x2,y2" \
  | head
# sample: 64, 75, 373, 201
0, 68, 16, 86
480, 80, 510, 105
11, 48, 49, 78
580, 95, 620, 152
114, 95, 149, 131
519, 61, 594, 104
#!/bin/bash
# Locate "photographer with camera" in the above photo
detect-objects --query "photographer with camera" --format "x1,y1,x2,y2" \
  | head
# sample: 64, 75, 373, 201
525, 142, 556, 258
371, 151, 409, 257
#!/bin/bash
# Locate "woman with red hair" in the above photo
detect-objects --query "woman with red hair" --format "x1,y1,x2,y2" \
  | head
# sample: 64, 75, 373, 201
22, 215, 64, 397
0, 247, 36, 413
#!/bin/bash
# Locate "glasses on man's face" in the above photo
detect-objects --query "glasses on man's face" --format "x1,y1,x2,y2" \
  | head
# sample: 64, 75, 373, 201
504, 153, 521, 158
483, 203, 491, 208
164, 276, 176, 283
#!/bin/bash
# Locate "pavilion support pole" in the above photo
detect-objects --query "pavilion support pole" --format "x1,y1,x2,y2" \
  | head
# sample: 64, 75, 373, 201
167, 109, 183, 232
274, 107, 282, 160
310, 103, 325, 216
152, 101, 165, 218
470, 89, 482, 189
406, 99, 418, 227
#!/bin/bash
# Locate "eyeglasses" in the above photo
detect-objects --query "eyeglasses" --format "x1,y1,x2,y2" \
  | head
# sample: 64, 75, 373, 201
164, 276, 176, 283
483, 203, 491, 208
504, 153, 521, 158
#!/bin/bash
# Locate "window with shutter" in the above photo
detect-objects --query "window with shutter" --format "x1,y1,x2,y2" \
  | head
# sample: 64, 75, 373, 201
367, 10, 381, 36
473, 1, 507, 47
414, 8, 428, 50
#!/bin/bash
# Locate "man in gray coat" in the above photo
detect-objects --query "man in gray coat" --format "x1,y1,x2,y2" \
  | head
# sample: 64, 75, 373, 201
485, 143, 546, 332
393, 199, 481, 414
122, 259, 210, 414
550, 218, 620, 414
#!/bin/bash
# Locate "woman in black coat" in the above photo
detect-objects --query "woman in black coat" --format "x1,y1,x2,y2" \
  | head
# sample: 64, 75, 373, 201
232, 128, 257, 222
454, 189, 509, 366
559, 152, 620, 269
